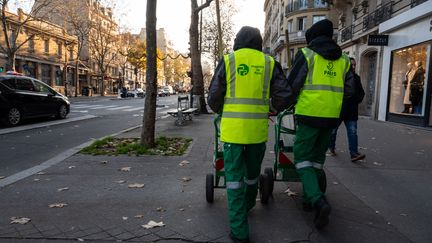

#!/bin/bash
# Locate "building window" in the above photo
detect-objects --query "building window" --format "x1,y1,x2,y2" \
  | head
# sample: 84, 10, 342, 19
314, 0, 327, 8
28, 38, 34, 52
312, 15, 326, 24
298, 17, 306, 31
299, 0, 308, 9
388, 42, 430, 116
41, 64, 51, 84
69, 48, 74, 61
44, 39, 49, 53
287, 20, 293, 33
57, 43, 62, 56
55, 66, 62, 86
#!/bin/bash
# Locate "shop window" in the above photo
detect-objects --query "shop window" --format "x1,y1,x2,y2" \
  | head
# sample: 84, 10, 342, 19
55, 66, 62, 86
388, 42, 430, 116
41, 64, 51, 84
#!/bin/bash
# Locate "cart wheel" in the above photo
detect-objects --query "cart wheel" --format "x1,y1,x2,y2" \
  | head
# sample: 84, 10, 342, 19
259, 174, 271, 204
264, 167, 274, 195
206, 173, 214, 203
318, 170, 327, 193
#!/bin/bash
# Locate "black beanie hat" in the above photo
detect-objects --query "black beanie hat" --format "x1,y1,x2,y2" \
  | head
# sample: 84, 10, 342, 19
305, 19, 333, 44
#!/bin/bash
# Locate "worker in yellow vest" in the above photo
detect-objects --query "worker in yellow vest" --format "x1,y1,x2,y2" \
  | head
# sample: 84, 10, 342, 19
286, 19, 356, 229
207, 26, 291, 243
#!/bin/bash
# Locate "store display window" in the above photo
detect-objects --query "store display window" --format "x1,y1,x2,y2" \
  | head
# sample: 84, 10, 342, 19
388, 42, 430, 116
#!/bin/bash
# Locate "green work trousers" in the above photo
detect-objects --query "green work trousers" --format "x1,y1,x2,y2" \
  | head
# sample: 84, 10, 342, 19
293, 122, 332, 205
223, 142, 266, 240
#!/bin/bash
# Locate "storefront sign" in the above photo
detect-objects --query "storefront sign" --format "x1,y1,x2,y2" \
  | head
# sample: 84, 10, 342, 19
368, 35, 389, 46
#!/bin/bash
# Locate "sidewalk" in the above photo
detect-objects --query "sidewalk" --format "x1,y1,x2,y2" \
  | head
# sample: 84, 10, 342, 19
0, 114, 429, 242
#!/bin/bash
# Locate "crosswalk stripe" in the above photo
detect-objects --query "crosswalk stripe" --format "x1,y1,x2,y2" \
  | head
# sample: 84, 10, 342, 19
124, 107, 143, 112
106, 106, 133, 110
88, 105, 116, 109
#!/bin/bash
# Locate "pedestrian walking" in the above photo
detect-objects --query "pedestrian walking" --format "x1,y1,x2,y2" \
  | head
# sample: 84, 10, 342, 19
207, 26, 291, 243
329, 57, 366, 162
285, 19, 356, 229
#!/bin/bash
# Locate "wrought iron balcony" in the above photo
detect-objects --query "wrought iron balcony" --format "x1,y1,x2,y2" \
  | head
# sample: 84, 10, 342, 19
340, 25, 353, 43
363, 2, 392, 31
411, 0, 428, 7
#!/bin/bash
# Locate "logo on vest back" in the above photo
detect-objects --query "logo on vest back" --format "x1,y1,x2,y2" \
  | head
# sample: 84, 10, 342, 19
324, 61, 336, 77
237, 64, 249, 76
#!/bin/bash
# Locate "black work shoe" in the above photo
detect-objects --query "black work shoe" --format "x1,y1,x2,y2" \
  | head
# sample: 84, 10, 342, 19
314, 197, 331, 229
229, 232, 250, 243
329, 148, 336, 156
302, 201, 313, 212
351, 153, 366, 162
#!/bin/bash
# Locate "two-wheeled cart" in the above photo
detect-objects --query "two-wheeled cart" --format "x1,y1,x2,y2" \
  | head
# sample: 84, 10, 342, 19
259, 109, 327, 204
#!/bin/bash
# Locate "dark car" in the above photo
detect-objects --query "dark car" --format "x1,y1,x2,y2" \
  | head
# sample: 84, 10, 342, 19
0, 74, 70, 126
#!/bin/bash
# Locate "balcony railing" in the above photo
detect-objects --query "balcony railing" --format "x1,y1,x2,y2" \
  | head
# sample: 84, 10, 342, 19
363, 2, 393, 31
411, 0, 428, 7
340, 25, 353, 43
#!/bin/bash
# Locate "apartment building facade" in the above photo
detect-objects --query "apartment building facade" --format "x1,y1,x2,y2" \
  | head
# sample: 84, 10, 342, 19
33, 0, 145, 95
263, 0, 338, 72
0, 8, 78, 95
334, 0, 431, 127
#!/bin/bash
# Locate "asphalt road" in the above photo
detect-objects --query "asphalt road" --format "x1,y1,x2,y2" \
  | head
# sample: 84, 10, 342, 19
0, 95, 179, 177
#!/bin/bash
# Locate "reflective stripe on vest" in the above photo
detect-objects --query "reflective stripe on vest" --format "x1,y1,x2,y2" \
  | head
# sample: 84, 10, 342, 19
221, 48, 274, 144
295, 47, 349, 118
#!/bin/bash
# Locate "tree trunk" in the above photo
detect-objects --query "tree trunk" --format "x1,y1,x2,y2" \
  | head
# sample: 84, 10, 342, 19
75, 60, 79, 97
190, 0, 209, 114
140, 0, 157, 147
6, 51, 16, 71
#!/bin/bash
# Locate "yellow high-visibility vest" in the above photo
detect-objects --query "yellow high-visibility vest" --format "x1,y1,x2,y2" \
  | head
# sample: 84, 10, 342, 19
295, 47, 350, 118
221, 48, 274, 144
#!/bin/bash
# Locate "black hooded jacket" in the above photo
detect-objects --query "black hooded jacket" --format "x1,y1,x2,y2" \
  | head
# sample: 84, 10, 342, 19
286, 35, 356, 128
207, 26, 293, 114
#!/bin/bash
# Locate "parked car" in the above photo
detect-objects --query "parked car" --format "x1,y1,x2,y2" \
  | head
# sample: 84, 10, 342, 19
0, 73, 70, 126
164, 85, 175, 95
158, 88, 169, 97
162, 87, 171, 96
127, 88, 145, 98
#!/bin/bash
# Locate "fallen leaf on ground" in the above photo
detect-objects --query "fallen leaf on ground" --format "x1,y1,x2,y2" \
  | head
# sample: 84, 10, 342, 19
115, 180, 126, 184
181, 177, 192, 182
400, 213, 408, 216
77, 238, 84, 242
373, 162, 383, 166
375, 211, 380, 214
371, 137, 376, 140
122, 217, 128, 220
49, 203, 68, 208
10, 217, 31, 224
68, 166, 76, 169
179, 208, 185, 211
156, 207, 166, 212
128, 183, 145, 188
187, 219, 192, 222
101, 160, 108, 165
284, 188, 298, 196
359, 146, 368, 150
179, 160, 190, 166
142, 220, 165, 229
0, 176, 5, 179
33, 178, 40, 182
120, 167, 131, 172
332, 181, 339, 185
134, 215, 144, 218
36, 172, 46, 175
57, 187, 69, 192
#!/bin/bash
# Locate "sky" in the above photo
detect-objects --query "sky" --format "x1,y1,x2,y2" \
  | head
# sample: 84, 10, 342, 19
11, 0, 265, 53
122, 0, 265, 53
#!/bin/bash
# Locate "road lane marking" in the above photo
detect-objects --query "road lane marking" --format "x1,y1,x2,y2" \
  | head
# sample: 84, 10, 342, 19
124, 107, 144, 112
0, 115, 97, 135
106, 106, 132, 110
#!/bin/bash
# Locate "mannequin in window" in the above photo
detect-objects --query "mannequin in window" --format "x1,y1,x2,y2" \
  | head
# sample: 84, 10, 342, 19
410, 61, 425, 114
402, 62, 413, 113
